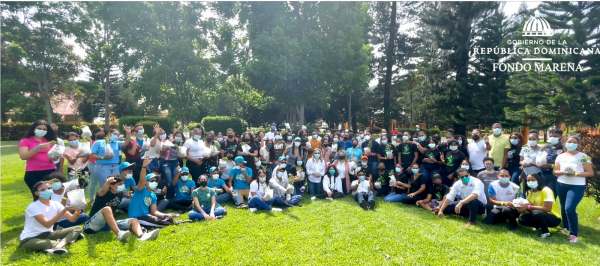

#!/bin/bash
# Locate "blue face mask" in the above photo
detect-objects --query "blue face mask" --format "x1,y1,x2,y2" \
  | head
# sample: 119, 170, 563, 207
259, 177, 266, 183
395, 167, 401, 172
117, 184, 126, 192
287, 136, 293, 141
382, 140, 388, 145
392, 136, 398, 141
51, 182, 62, 191
295, 142, 301, 147
175, 137, 182, 143
110, 135, 119, 142
428, 143, 436, 149
329, 170, 336, 175
271, 126, 277, 130
280, 163, 286, 168
137, 130, 145, 135
69, 140, 79, 146
413, 138, 418, 142
313, 134, 318, 139
314, 154, 321, 159
333, 138, 339, 143
493, 128, 502, 135
527, 181, 538, 189
212, 174, 219, 180
458, 140, 463, 145
362, 162, 368, 166
510, 139, 519, 145
461, 176, 471, 184
565, 143, 578, 151
418, 136, 426, 142
39, 190, 54, 199
160, 134, 167, 140
194, 135, 201, 140
256, 162, 262, 167
528, 140, 538, 147
34, 129, 47, 137
402, 136, 408, 141
449, 146, 458, 151
297, 161, 303, 166
411, 169, 419, 174
359, 176, 365, 181
126, 174, 133, 179
461, 165, 470, 170
499, 177, 510, 184
277, 172, 284, 178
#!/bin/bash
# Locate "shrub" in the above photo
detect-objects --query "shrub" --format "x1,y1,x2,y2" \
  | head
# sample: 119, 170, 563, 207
201, 116, 247, 136
429, 128, 441, 136
398, 128, 417, 136
576, 125, 600, 204
118, 116, 174, 135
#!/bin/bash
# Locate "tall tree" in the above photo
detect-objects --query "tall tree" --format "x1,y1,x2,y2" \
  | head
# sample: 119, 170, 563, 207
382, 2, 397, 132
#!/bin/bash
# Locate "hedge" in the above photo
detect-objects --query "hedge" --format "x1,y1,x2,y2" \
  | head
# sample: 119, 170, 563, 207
201, 116, 247, 135
2, 122, 119, 141
118, 116, 174, 135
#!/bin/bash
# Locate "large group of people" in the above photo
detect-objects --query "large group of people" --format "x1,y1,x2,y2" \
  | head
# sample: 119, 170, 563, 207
16, 119, 594, 254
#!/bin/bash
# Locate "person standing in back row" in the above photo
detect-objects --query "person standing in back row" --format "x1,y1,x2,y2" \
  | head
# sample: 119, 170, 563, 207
468, 129, 490, 176
486, 123, 510, 170
540, 129, 564, 197
361, 131, 380, 177
19, 120, 58, 200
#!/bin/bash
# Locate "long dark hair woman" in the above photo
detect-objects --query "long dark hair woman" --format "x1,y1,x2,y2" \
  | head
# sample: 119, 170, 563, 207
19, 120, 58, 200
87, 127, 105, 202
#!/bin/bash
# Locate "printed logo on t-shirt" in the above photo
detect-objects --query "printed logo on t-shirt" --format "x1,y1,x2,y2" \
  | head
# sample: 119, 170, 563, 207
403, 145, 410, 154
446, 155, 454, 166
179, 185, 189, 193
236, 173, 245, 180
144, 197, 152, 206
106, 197, 121, 207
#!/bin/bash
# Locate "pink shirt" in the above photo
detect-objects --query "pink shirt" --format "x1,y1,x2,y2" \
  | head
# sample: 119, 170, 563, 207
62, 146, 88, 170
18, 137, 56, 172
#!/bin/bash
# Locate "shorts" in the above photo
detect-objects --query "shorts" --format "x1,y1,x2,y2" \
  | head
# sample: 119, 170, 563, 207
84, 211, 131, 234
430, 200, 440, 208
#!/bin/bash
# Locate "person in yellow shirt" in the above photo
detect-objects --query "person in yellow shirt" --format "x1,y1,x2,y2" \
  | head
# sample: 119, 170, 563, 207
486, 123, 510, 169
517, 173, 561, 238
307, 130, 322, 160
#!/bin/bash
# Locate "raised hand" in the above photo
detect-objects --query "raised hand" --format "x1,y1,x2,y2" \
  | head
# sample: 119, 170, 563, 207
142, 156, 151, 167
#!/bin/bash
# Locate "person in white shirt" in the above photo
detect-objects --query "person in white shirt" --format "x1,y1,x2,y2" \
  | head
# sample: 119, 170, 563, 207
482, 169, 522, 230
437, 168, 487, 226
248, 170, 282, 212
351, 169, 375, 210
306, 149, 326, 196
19, 181, 83, 254
313, 165, 345, 201
468, 129, 490, 176
145, 125, 165, 173
50, 123, 66, 173
270, 166, 302, 208
183, 127, 205, 182
265, 123, 277, 141
219, 151, 235, 181
47, 172, 89, 229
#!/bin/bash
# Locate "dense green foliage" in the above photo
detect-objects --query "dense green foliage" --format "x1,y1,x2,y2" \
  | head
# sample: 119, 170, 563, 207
201, 116, 247, 135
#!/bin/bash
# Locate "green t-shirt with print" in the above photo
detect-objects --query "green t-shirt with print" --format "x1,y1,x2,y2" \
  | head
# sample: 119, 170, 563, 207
192, 188, 216, 210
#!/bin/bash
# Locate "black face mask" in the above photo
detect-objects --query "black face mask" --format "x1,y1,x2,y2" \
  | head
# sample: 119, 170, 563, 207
344, 137, 349, 141
352, 144, 357, 148
244, 138, 250, 142
228, 135, 234, 139
199, 181, 208, 187
339, 155, 345, 159
472, 135, 480, 141
434, 183, 442, 189
378, 167, 385, 171
97, 135, 105, 139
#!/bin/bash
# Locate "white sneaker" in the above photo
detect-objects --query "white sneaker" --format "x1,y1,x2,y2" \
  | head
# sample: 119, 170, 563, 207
540, 233, 551, 238
272, 208, 282, 212
44, 248, 68, 255
139, 229, 160, 241
117, 230, 131, 242
311, 196, 316, 201
326, 197, 333, 201
249, 208, 257, 213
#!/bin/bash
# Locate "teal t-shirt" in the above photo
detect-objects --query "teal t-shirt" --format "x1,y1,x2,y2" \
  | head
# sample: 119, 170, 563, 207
208, 178, 226, 190
128, 187, 157, 218
124, 178, 136, 191
91, 140, 123, 164
175, 179, 196, 201
230, 166, 252, 190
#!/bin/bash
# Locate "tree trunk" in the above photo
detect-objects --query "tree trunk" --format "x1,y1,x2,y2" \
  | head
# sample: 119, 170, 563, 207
348, 93, 352, 130
104, 74, 111, 131
383, 2, 397, 133
299, 102, 305, 128
39, 76, 54, 124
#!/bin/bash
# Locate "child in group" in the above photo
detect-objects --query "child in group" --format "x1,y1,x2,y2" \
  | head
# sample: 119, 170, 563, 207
117, 162, 137, 213
62, 132, 90, 180
351, 169, 375, 210
248, 169, 282, 212
47, 172, 89, 229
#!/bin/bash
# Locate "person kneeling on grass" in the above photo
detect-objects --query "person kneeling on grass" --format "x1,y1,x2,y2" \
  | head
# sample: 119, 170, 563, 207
47, 172, 89, 229
207, 166, 237, 205
384, 164, 409, 203
437, 168, 487, 226
416, 174, 449, 214
20, 181, 84, 255
189, 175, 227, 221
517, 173, 562, 238
401, 164, 428, 205
167, 166, 196, 213
248, 169, 282, 212
229, 156, 252, 209
270, 166, 303, 208
312, 165, 346, 201
84, 175, 159, 242
128, 157, 179, 228
482, 169, 523, 230
117, 162, 137, 213
351, 170, 375, 210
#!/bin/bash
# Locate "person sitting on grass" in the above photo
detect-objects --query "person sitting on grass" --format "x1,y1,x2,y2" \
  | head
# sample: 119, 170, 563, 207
384, 164, 409, 203
19, 181, 84, 255
401, 164, 428, 205
128, 157, 177, 228
207, 166, 237, 205
313, 165, 346, 201
189, 175, 227, 221
270, 165, 302, 208
437, 168, 487, 226
482, 169, 522, 230
47, 172, 89, 229
228, 156, 252, 209
517, 173, 562, 238
167, 166, 195, 213
248, 169, 282, 212
351, 169, 375, 210
416, 174, 449, 214
117, 162, 137, 213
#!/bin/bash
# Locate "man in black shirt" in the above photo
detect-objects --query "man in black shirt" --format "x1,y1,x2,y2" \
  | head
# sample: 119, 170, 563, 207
397, 131, 419, 175
221, 128, 239, 157
376, 135, 396, 171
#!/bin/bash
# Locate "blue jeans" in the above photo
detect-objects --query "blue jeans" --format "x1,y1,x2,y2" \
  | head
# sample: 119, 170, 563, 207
308, 180, 321, 196
95, 163, 119, 189
443, 200, 485, 222
216, 193, 233, 205
147, 158, 161, 173
161, 160, 179, 199
248, 196, 275, 210
188, 206, 226, 220
369, 162, 379, 177
421, 168, 440, 184
272, 195, 302, 207
508, 165, 522, 185
88, 162, 98, 201
384, 192, 407, 202
556, 182, 585, 237
542, 169, 558, 198
54, 212, 89, 230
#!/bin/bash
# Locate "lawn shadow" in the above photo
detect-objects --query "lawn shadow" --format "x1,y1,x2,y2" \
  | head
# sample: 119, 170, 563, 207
2, 214, 25, 227
84, 231, 121, 259
282, 209, 300, 220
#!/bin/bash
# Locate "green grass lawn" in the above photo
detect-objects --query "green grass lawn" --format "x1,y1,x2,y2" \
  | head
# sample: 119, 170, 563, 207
1, 140, 600, 265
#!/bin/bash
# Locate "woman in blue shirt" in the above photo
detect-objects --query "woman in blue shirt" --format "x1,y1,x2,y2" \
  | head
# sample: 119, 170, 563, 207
91, 128, 125, 190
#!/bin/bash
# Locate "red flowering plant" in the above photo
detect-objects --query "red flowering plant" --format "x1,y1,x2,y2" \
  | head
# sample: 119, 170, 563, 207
575, 125, 600, 204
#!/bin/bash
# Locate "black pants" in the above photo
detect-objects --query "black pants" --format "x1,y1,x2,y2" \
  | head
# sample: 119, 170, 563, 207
316, 190, 345, 199
186, 160, 203, 183
401, 194, 427, 205
443, 200, 485, 223
167, 199, 192, 211
483, 206, 520, 226
24, 169, 55, 201
137, 214, 174, 228
518, 210, 561, 234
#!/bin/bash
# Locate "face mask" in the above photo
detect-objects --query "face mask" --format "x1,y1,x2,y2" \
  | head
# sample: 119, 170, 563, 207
277, 172, 284, 178
395, 167, 401, 172
392, 136, 398, 141
362, 162, 368, 166
382, 133, 387, 136
256, 162, 262, 167
295, 142, 301, 147
194, 135, 201, 140
148, 182, 158, 189
549, 137, 559, 145
446, 138, 454, 142
275, 135, 282, 140
181, 175, 189, 182
528, 140, 538, 147
472, 135, 480, 141
333, 138, 339, 142
288, 136, 293, 141
69, 140, 79, 146
565, 143, 578, 151
449, 146, 458, 151
34, 129, 47, 137
259, 178, 266, 183
344, 137, 349, 141
244, 138, 251, 142
411, 169, 419, 174
280, 163, 286, 168
297, 161, 303, 166
175, 137, 182, 143
271, 126, 277, 130
39, 190, 53, 199
327, 132, 331, 136
51, 182, 62, 191
97, 135, 105, 139
359, 176, 365, 181
493, 128, 502, 135
313, 134, 318, 139
338, 154, 345, 159
199, 180, 208, 187
461, 165, 470, 170
160, 134, 167, 140
458, 140, 463, 145
208, 174, 218, 181
413, 138, 418, 142
329, 170, 336, 175
126, 173, 133, 179
419, 136, 426, 142
382, 140, 388, 145
365, 135, 371, 140
314, 154, 321, 159
137, 130, 145, 135
228, 135, 234, 139
352, 144, 358, 148
434, 183, 442, 189
527, 181, 538, 189
485, 164, 495, 171
510, 139, 519, 145
461, 176, 471, 184
402, 136, 408, 141
499, 177, 510, 184
378, 167, 385, 171
428, 143, 435, 149
117, 184, 126, 192
110, 135, 119, 142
